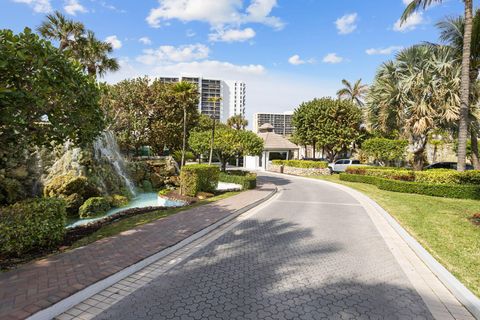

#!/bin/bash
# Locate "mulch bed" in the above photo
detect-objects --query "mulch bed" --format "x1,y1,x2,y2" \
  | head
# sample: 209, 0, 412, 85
469, 213, 480, 226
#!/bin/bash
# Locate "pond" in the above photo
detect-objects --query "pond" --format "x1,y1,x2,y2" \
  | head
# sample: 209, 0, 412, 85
66, 192, 186, 228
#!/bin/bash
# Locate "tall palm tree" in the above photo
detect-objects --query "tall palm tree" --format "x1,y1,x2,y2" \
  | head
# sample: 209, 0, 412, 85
401, 0, 474, 171
208, 96, 222, 165
227, 114, 248, 130
37, 11, 85, 51
436, 10, 480, 168
336, 79, 369, 107
172, 81, 197, 167
77, 31, 119, 77
368, 45, 461, 170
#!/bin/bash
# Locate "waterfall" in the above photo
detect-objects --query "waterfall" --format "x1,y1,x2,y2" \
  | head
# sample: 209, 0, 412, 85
93, 131, 137, 196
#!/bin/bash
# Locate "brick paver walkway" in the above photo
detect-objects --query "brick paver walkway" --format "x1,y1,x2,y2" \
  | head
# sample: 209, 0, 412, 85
0, 185, 275, 320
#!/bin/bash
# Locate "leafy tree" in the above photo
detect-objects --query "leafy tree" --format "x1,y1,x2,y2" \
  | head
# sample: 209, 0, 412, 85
361, 138, 408, 166
189, 126, 263, 171
227, 114, 248, 130
367, 45, 461, 170
401, 0, 474, 171
336, 79, 368, 107
0, 28, 104, 155
101, 78, 199, 155
37, 11, 84, 51
293, 98, 363, 162
172, 81, 198, 166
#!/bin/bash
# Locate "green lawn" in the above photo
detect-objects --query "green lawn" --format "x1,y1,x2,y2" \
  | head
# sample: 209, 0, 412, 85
313, 174, 480, 297
72, 191, 241, 249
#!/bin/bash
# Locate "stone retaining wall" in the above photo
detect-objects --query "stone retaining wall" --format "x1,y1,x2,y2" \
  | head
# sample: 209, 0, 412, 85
268, 164, 331, 176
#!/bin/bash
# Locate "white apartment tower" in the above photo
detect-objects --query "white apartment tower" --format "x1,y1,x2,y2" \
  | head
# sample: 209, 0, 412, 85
157, 77, 246, 122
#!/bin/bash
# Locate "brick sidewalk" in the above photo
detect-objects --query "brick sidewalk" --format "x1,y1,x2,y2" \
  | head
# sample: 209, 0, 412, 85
0, 185, 275, 320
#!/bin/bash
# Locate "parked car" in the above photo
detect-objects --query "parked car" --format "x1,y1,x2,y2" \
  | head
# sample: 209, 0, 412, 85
328, 159, 362, 173
425, 162, 474, 170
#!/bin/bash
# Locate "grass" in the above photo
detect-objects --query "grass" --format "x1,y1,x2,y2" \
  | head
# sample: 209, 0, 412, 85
71, 191, 241, 249
312, 174, 480, 297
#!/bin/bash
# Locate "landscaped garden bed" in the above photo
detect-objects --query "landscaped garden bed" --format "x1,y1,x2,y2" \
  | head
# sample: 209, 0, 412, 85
270, 160, 330, 176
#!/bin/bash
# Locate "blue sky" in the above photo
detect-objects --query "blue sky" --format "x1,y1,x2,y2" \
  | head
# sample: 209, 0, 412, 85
2, 0, 475, 123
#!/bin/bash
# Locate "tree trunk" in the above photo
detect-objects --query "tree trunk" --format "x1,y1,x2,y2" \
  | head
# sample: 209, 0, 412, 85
470, 130, 480, 169
208, 117, 216, 165
411, 135, 428, 171
181, 106, 187, 167
312, 139, 316, 159
457, 0, 473, 171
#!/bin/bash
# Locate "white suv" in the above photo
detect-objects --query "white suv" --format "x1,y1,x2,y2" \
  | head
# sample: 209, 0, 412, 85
328, 159, 361, 173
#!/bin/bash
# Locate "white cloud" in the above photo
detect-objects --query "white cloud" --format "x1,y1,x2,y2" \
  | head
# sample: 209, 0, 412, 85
402, 0, 413, 4
137, 44, 210, 64
393, 11, 423, 32
335, 13, 358, 35
105, 35, 122, 49
64, 0, 87, 15
366, 46, 403, 55
288, 54, 314, 65
12, 0, 52, 13
209, 28, 256, 42
146, 0, 283, 29
322, 53, 343, 64
139, 37, 152, 45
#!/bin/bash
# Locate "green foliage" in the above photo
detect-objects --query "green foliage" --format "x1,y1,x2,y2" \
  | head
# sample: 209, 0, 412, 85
172, 150, 195, 163
340, 173, 480, 200
346, 166, 415, 181
0, 178, 26, 205
180, 165, 220, 197
226, 114, 248, 130
361, 138, 408, 165
79, 197, 111, 218
44, 174, 99, 199
189, 126, 263, 170
108, 194, 129, 208
292, 98, 363, 161
271, 160, 328, 169
0, 198, 66, 257
219, 171, 257, 190
102, 78, 199, 155
0, 28, 104, 154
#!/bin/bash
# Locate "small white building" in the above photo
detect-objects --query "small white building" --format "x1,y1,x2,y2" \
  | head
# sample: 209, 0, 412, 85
244, 123, 299, 171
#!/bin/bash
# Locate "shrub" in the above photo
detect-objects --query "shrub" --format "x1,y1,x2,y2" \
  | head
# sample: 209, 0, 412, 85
0, 177, 26, 205
79, 197, 111, 218
415, 169, 480, 185
361, 138, 408, 165
180, 164, 220, 197
340, 173, 480, 200
0, 198, 66, 257
109, 194, 129, 208
345, 166, 414, 181
172, 150, 196, 164
219, 171, 257, 190
271, 160, 328, 169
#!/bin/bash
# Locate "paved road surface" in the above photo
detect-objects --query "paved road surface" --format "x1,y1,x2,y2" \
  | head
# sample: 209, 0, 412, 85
93, 173, 434, 320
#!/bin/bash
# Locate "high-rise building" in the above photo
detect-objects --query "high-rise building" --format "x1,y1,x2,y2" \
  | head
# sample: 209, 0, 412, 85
253, 112, 294, 136
157, 77, 245, 122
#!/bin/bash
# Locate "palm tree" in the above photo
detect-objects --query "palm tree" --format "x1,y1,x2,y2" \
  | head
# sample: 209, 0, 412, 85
172, 81, 197, 167
208, 96, 222, 165
336, 79, 368, 107
436, 10, 480, 168
368, 45, 461, 170
227, 114, 248, 130
37, 11, 85, 51
77, 31, 119, 77
401, 0, 474, 171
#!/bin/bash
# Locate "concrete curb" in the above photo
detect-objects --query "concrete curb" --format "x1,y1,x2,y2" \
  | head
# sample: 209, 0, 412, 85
27, 186, 277, 320
268, 172, 480, 320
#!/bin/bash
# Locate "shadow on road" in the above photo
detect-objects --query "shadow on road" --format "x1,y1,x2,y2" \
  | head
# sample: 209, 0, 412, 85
94, 217, 433, 320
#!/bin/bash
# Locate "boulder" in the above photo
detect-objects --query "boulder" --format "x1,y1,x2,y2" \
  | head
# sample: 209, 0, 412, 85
44, 174, 99, 199
64, 193, 84, 216
79, 197, 111, 218
108, 194, 129, 208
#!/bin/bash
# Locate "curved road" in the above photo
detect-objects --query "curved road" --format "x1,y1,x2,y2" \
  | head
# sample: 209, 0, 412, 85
93, 173, 435, 320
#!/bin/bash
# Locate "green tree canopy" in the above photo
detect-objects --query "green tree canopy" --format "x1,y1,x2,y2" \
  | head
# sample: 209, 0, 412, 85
361, 138, 408, 166
293, 98, 363, 161
0, 28, 104, 154
189, 126, 263, 171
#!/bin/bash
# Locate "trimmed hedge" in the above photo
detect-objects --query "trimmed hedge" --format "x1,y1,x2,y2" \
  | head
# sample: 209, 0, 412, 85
180, 164, 220, 197
272, 160, 328, 169
340, 173, 480, 200
219, 171, 257, 190
0, 198, 66, 257
345, 166, 480, 185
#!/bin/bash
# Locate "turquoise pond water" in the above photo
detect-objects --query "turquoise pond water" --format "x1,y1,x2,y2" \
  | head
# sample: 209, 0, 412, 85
67, 192, 186, 228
